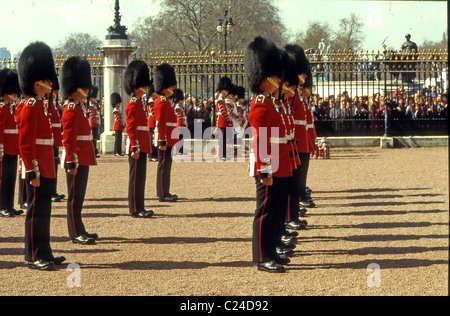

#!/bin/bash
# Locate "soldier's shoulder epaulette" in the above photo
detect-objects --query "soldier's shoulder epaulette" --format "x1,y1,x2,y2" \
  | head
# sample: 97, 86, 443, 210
67, 102, 76, 110
27, 99, 37, 106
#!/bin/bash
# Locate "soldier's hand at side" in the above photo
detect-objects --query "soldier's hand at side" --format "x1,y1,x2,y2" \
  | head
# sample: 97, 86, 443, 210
68, 168, 77, 176
260, 177, 273, 186
159, 145, 167, 151
30, 178, 40, 187
131, 151, 140, 160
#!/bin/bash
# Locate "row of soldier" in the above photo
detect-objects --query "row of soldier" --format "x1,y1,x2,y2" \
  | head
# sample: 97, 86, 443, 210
0, 42, 190, 270
245, 36, 317, 273
0, 37, 317, 272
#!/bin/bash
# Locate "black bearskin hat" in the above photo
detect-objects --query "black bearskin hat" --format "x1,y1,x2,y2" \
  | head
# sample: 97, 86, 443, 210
244, 36, 282, 93
0, 68, 21, 97
111, 92, 122, 108
89, 86, 99, 99
279, 48, 299, 87
228, 84, 238, 96
125, 60, 151, 96
153, 63, 177, 95
61, 56, 92, 99
303, 66, 313, 89
18, 41, 57, 96
216, 76, 232, 92
172, 89, 184, 103
236, 86, 246, 99
285, 44, 309, 75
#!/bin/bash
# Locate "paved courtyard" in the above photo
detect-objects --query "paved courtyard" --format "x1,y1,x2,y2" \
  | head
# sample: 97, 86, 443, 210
0, 147, 448, 296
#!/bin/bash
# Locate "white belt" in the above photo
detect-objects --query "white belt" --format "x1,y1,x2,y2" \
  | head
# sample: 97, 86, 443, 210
36, 138, 54, 146
270, 137, 288, 144
156, 122, 178, 127
52, 123, 61, 128
137, 126, 149, 131
306, 124, 314, 129
294, 120, 307, 126
77, 135, 93, 141
4, 129, 18, 134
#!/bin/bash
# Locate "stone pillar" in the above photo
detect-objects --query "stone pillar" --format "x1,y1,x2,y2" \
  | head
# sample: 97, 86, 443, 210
97, 0, 136, 154
98, 40, 135, 154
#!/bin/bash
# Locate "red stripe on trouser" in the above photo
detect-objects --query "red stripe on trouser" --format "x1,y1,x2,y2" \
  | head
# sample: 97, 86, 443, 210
31, 187, 36, 261
134, 157, 137, 213
161, 150, 166, 196
71, 175, 77, 237
259, 186, 269, 262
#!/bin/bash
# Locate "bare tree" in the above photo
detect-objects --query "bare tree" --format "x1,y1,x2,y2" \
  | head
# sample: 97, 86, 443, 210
129, 0, 287, 54
293, 21, 333, 51
332, 12, 365, 52
53, 33, 102, 57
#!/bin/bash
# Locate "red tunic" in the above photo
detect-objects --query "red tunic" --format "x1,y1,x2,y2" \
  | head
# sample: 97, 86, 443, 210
216, 94, 230, 128
0, 102, 20, 156
248, 93, 292, 178
88, 105, 100, 128
45, 100, 63, 147
125, 97, 151, 154
291, 93, 310, 153
154, 95, 179, 147
174, 104, 187, 127
61, 101, 97, 167
305, 99, 317, 153
147, 97, 156, 129
113, 108, 125, 131
18, 98, 55, 179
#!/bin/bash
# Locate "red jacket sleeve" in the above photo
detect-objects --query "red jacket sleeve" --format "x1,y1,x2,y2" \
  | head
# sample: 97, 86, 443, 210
154, 97, 169, 145
18, 103, 38, 171
125, 101, 139, 148
61, 105, 79, 163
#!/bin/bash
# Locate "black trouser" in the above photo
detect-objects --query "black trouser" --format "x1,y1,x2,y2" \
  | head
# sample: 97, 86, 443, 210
0, 154, 18, 211
252, 175, 289, 263
287, 168, 301, 223
52, 146, 60, 197
157, 147, 173, 198
25, 177, 55, 262
298, 153, 310, 201
128, 152, 147, 215
148, 129, 158, 159
66, 165, 89, 238
18, 174, 27, 205
92, 127, 99, 155
114, 130, 123, 155
218, 127, 228, 159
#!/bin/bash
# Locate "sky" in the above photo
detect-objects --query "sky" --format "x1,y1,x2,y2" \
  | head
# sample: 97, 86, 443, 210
0, 0, 447, 57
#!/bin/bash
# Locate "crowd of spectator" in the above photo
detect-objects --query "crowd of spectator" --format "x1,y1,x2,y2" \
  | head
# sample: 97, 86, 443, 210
309, 85, 448, 122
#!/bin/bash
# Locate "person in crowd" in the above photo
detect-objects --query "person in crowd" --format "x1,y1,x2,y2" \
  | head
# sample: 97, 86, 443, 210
112, 92, 125, 156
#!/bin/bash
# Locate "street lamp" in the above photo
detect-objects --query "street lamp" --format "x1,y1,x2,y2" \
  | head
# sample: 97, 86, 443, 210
217, 10, 235, 53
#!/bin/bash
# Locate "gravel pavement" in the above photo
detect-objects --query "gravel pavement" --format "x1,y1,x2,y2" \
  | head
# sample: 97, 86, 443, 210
0, 147, 448, 296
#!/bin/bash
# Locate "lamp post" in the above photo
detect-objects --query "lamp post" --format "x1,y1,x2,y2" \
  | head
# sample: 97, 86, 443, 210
217, 10, 234, 53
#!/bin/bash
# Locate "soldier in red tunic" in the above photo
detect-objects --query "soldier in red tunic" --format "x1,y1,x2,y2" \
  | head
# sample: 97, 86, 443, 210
18, 41, 65, 270
61, 56, 98, 245
124, 60, 154, 218
172, 88, 186, 155
246, 37, 292, 273
88, 86, 101, 158
0, 69, 22, 217
112, 92, 125, 156
215, 77, 232, 161
153, 63, 179, 202
146, 83, 158, 161
285, 44, 316, 210
15, 97, 27, 210
45, 79, 65, 203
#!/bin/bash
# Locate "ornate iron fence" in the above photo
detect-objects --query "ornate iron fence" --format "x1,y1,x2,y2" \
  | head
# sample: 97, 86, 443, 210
2, 47, 448, 136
